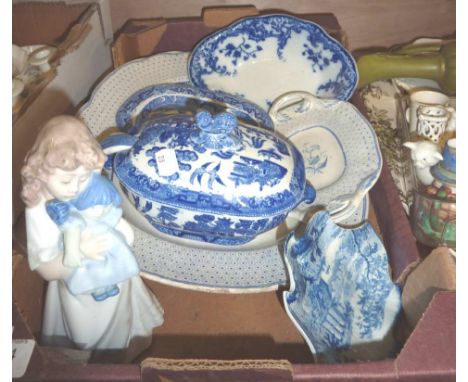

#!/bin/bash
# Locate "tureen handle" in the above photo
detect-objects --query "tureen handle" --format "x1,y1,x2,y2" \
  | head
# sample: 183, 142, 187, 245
286, 181, 316, 223
100, 133, 137, 155
292, 181, 316, 213
268, 91, 324, 124
302, 181, 316, 205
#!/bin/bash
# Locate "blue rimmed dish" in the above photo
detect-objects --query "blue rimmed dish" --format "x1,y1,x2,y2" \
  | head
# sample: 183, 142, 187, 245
269, 91, 382, 221
188, 14, 358, 110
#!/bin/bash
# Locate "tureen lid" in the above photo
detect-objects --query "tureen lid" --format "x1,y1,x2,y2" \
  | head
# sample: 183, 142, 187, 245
113, 111, 308, 217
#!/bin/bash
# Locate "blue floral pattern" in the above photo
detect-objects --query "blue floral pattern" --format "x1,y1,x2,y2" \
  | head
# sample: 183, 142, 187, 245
128, 195, 289, 245
113, 113, 307, 216
107, 111, 315, 245
283, 211, 401, 362
189, 14, 358, 108
302, 143, 328, 174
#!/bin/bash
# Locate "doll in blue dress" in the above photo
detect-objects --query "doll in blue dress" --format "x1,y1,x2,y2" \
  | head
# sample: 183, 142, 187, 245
46, 172, 140, 301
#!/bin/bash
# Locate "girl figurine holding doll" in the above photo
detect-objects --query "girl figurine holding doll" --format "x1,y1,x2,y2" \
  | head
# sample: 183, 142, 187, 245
45, 172, 140, 301
21, 115, 164, 358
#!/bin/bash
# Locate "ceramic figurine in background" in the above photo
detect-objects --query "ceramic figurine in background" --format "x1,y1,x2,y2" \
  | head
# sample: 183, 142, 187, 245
445, 107, 456, 133
21, 115, 164, 359
416, 104, 450, 143
410, 138, 456, 248
403, 140, 443, 185
45, 172, 140, 301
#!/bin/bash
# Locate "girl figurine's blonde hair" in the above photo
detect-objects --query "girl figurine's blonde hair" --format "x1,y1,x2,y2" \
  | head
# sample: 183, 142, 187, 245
21, 115, 106, 207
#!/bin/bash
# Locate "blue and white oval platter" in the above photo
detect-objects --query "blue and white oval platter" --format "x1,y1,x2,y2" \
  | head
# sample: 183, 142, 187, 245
189, 14, 358, 110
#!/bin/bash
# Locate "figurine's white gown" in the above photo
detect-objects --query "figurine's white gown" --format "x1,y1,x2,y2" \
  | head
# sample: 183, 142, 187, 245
25, 199, 164, 356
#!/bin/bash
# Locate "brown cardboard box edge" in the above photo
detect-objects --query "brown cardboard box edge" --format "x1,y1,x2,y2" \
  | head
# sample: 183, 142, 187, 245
13, 277, 455, 381
112, 8, 345, 68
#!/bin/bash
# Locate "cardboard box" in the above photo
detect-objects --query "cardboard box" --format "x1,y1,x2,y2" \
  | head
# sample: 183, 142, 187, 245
12, 1, 113, 224
12, 6, 455, 381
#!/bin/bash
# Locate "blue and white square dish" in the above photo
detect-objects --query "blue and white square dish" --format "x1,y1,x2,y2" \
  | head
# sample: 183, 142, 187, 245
270, 92, 382, 221
283, 210, 402, 363
188, 14, 358, 110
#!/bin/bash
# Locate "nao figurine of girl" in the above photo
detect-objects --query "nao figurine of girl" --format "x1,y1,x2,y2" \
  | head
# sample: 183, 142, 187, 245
21, 115, 164, 359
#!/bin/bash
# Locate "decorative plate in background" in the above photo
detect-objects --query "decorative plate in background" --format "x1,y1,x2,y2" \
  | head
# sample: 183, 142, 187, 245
189, 14, 358, 110
359, 80, 416, 214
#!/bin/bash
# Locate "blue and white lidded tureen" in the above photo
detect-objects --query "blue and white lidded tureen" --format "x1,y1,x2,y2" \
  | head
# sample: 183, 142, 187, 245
101, 111, 316, 246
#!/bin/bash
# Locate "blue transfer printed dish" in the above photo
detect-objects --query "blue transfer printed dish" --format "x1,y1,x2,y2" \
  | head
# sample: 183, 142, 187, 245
102, 111, 316, 247
269, 92, 382, 221
283, 210, 402, 363
188, 14, 358, 110
115, 83, 274, 133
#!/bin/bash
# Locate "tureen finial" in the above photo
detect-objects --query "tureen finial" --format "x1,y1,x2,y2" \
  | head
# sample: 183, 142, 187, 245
195, 111, 237, 135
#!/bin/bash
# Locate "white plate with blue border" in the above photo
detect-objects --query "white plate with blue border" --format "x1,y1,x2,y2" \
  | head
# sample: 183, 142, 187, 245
269, 91, 382, 221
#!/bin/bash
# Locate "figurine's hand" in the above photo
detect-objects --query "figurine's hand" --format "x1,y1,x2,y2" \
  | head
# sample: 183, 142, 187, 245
115, 218, 135, 246
79, 230, 110, 261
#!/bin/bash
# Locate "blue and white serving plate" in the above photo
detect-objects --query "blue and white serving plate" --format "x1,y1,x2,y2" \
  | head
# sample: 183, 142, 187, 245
132, 195, 369, 293
188, 14, 358, 110
116, 83, 274, 133
283, 210, 401, 361
269, 91, 382, 221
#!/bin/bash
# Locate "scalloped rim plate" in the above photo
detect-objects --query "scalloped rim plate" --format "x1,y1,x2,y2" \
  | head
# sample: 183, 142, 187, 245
78, 51, 190, 137
78, 52, 367, 291
270, 93, 382, 220
189, 14, 358, 110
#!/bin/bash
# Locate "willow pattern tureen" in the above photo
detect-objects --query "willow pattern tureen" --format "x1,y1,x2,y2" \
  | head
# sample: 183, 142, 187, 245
102, 111, 316, 246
